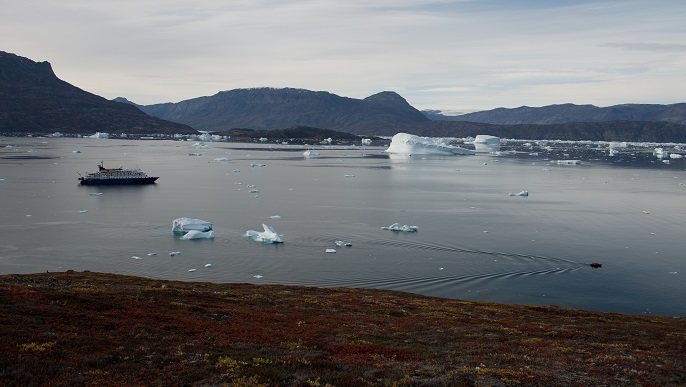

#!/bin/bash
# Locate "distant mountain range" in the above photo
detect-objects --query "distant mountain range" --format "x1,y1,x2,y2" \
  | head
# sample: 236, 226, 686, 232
425, 103, 686, 126
2, 51, 686, 142
0, 51, 196, 135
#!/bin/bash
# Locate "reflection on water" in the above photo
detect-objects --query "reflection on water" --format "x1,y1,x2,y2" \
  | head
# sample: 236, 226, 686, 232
1, 136, 685, 316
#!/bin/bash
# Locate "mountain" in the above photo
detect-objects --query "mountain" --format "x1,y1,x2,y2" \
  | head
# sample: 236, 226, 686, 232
433, 103, 686, 125
0, 52, 197, 135
129, 88, 430, 134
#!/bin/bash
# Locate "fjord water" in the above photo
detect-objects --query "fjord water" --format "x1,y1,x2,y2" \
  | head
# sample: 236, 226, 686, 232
1, 137, 684, 316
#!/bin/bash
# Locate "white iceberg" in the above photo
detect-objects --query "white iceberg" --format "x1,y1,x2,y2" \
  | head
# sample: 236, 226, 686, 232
181, 230, 215, 240
303, 149, 319, 157
361, 138, 372, 145
245, 224, 283, 243
335, 240, 353, 247
473, 135, 501, 152
325, 249, 336, 253
508, 191, 529, 197
87, 132, 109, 139
172, 217, 213, 233
385, 133, 474, 155
381, 223, 418, 232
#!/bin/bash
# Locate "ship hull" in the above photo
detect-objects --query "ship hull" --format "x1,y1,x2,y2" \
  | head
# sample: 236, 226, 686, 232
79, 177, 159, 185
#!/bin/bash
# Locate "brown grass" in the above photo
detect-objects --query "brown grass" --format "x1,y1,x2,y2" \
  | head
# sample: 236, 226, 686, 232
1, 271, 684, 386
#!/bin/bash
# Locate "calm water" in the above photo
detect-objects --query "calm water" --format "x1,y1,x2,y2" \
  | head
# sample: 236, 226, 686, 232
1, 136, 685, 316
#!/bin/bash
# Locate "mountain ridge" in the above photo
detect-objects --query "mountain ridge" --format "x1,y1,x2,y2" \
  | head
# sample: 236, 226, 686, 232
0, 51, 197, 135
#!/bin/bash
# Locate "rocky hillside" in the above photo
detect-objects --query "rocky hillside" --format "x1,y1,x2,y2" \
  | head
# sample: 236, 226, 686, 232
0, 52, 197, 135
433, 103, 686, 125
126, 88, 430, 133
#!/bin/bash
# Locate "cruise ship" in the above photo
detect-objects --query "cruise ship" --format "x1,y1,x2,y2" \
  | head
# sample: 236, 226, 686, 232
78, 162, 159, 185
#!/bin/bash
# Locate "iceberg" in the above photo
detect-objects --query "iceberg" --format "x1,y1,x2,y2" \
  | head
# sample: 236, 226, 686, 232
303, 149, 319, 157
473, 135, 501, 152
381, 223, 418, 232
87, 132, 109, 139
385, 133, 474, 155
508, 191, 529, 197
172, 217, 213, 233
181, 230, 215, 240
245, 224, 283, 243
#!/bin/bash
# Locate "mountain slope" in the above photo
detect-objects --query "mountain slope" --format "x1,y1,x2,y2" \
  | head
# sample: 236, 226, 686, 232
131, 88, 430, 134
0, 52, 197, 135
437, 103, 686, 125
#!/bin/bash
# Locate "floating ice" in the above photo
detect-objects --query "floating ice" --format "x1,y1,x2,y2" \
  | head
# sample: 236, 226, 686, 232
72, 150, 81, 153
269, 215, 282, 219
172, 217, 213, 233
325, 249, 336, 253
79, 210, 89, 214
131, 256, 142, 260
303, 149, 319, 157
508, 191, 529, 197
335, 240, 352, 247
188, 269, 196, 272
344, 173, 355, 178
557, 160, 581, 165
193, 141, 209, 149
251, 162, 266, 167
253, 274, 263, 279
188, 152, 202, 156
205, 263, 212, 268
89, 192, 103, 196
381, 223, 418, 232
214, 157, 231, 162
169, 251, 181, 256
361, 138, 372, 145
233, 169, 240, 173
147, 253, 156, 256
385, 133, 475, 155
245, 224, 283, 243
472, 135, 501, 152
181, 230, 215, 240
87, 132, 109, 139
669, 153, 683, 159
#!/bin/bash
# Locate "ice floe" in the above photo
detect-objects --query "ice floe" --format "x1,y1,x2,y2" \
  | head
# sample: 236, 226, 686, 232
245, 224, 283, 243
508, 191, 529, 197
325, 249, 336, 253
172, 217, 213, 233
303, 149, 319, 157
214, 157, 231, 162
335, 240, 353, 247
385, 133, 475, 155
381, 223, 418, 232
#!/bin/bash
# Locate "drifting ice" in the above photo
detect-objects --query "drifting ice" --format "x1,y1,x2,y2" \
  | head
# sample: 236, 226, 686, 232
181, 230, 215, 240
214, 157, 231, 162
385, 133, 475, 155
382, 223, 418, 232
508, 191, 529, 197
303, 149, 319, 157
245, 224, 283, 243
557, 160, 581, 165
172, 217, 213, 233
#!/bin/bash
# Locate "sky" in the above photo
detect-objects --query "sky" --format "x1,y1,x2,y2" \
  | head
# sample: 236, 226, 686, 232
2, 0, 685, 114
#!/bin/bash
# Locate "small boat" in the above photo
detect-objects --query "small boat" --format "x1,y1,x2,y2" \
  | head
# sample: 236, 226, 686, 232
590, 262, 602, 268
78, 161, 159, 185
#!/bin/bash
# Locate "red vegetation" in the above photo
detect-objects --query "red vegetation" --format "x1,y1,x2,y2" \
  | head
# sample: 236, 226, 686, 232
1, 271, 684, 386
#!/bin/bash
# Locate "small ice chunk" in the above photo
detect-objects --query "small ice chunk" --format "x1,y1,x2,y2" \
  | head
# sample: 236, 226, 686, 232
245, 224, 284, 243
172, 217, 212, 233
249, 188, 259, 193
147, 253, 156, 256
204, 263, 212, 268
89, 192, 103, 196
325, 249, 337, 253
72, 150, 81, 153
642, 211, 650, 214
508, 191, 529, 197
335, 240, 352, 247
269, 215, 281, 219
233, 169, 240, 173
557, 160, 581, 165
251, 162, 266, 167
181, 230, 215, 240
169, 251, 181, 256
381, 223, 418, 232
79, 210, 89, 214
131, 256, 142, 260
188, 269, 196, 272
344, 173, 355, 178
303, 149, 319, 157
214, 157, 231, 162
253, 274, 263, 279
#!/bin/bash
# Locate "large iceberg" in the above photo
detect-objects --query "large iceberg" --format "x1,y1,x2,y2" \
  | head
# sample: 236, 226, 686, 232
172, 217, 213, 233
245, 224, 283, 243
472, 135, 501, 152
385, 133, 474, 155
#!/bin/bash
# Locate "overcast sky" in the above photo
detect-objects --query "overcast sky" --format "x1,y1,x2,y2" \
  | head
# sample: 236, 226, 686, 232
3, 0, 685, 113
